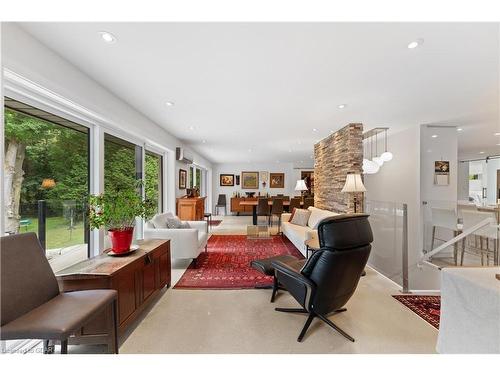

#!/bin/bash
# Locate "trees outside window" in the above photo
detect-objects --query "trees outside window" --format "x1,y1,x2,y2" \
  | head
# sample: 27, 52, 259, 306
145, 150, 163, 214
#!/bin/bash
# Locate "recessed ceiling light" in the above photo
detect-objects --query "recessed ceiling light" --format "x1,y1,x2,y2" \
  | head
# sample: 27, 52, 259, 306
496, 143, 500, 146
248, 149, 252, 153
338, 104, 346, 109
201, 140, 206, 144
288, 149, 292, 153
495, 133, 500, 136
312, 128, 318, 132
457, 128, 463, 132
188, 126, 195, 131
479, 151, 485, 154
407, 38, 423, 49
99, 31, 116, 44
165, 101, 174, 107
431, 134, 438, 138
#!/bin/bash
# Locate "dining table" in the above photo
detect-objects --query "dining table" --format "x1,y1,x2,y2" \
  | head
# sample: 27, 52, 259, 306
239, 200, 304, 225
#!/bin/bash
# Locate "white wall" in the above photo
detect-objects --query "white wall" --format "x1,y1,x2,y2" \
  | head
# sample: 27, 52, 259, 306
212, 162, 313, 214
457, 161, 469, 201
1, 23, 212, 217
486, 158, 500, 204
364, 126, 440, 290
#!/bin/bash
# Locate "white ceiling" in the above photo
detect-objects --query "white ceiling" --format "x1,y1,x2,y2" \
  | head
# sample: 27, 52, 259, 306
19, 22, 499, 163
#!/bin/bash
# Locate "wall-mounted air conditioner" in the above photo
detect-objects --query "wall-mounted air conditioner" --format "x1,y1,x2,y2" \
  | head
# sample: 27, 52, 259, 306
176, 147, 194, 164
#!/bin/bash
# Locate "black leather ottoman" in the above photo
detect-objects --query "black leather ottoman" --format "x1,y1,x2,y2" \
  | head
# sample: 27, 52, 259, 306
251, 255, 306, 302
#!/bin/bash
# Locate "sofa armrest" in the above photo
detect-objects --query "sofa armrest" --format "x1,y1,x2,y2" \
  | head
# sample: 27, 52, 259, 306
281, 213, 292, 222
186, 221, 207, 233
304, 229, 318, 242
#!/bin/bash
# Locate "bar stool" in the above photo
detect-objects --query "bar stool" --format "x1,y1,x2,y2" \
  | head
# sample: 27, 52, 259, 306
430, 207, 461, 265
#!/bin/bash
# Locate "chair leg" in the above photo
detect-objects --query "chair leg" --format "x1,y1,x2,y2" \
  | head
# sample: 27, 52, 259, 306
275, 307, 308, 313
60, 339, 68, 354
271, 276, 279, 303
43, 340, 54, 354
316, 313, 355, 342
107, 300, 119, 354
297, 313, 316, 342
431, 226, 436, 250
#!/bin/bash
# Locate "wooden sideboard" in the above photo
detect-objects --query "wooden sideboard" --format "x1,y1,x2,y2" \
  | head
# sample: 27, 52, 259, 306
177, 196, 206, 221
56, 239, 171, 342
230, 197, 258, 215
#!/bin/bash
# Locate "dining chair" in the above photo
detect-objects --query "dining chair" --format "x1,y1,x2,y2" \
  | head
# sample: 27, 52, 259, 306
270, 198, 285, 233
215, 194, 227, 216
430, 207, 461, 265
461, 210, 497, 266
303, 197, 314, 209
289, 197, 301, 212
257, 198, 271, 226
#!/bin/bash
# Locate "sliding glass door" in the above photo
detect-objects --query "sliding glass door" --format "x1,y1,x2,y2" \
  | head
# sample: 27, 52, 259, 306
3, 98, 90, 272
145, 150, 163, 215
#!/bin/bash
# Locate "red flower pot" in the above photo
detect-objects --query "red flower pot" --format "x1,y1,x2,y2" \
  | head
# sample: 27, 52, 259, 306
108, 227, 134, 253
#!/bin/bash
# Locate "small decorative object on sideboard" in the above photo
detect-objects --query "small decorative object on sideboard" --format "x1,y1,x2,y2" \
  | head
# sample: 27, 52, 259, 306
88, 181, 156, 254
260, 171, 269, 188
245, 192, 256, 198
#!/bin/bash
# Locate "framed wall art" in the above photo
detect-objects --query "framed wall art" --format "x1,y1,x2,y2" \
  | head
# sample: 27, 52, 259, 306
179, 169, 187, 189
241, 171, 259, 189
270, 173, 285, 188
434, 161, 450, 186
220, 174, 235, 186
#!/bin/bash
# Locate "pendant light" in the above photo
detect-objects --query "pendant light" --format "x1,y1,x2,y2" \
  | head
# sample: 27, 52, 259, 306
363, 133, 379, 174
380, 128, 393, 162
372, 131, 384, 166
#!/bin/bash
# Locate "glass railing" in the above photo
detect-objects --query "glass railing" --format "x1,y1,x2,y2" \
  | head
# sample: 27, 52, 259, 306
365, 200, 408, 291
423, 200, 499, 268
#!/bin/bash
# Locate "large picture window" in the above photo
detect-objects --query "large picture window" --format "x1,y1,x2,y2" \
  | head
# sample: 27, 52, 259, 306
3, 98, 90, 272
145, 150, 163, 214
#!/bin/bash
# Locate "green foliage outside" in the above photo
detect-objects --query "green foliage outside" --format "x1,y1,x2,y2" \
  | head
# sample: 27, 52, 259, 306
4, 108, 162, 248
19, 216, 84, 249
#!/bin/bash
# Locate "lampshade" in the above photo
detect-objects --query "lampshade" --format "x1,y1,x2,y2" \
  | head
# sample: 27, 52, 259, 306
341, 174, 367, 193
41, 178, 56, 189
294, 179, 308, 191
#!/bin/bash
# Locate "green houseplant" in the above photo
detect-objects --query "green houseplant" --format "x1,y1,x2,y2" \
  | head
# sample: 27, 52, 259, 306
88, 182, 156, 253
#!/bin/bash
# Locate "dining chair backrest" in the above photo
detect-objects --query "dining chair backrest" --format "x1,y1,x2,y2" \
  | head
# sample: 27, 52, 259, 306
431, 207, 458, 231
461, 210, 497, 239
303, 197, 314, 209
217, 194, 226, 206
289, 197, 301, 211
257, 198, 270, 216
271, 198, 284, 215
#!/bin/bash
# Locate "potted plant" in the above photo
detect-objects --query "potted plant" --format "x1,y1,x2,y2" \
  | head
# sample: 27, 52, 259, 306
88, 182, 156, 253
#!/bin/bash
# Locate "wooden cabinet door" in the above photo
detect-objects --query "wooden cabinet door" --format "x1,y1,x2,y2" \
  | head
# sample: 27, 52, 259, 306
113, 268, 137, 324
142, 257, 156, 302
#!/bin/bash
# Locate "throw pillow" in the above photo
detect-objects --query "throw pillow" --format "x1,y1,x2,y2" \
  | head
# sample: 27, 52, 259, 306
179, 221, 191, 229
290, 209, 311, 227
166, 216, 184, 229
288, 207, 297, 222
151, 214, 167, 229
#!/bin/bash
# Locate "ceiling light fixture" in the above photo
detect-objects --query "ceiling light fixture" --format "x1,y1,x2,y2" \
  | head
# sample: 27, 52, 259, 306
495, 133, 500, 136
479, 151, 485, 154
99, 31, 116, 44
165, 101, 174, 107
312, 128, 318, 132
380, 128, 393, 162
431, 134, 438, 138
407, 38, 424, 49
457, 128, 463, 132
202, 140, 206, 144
188, 126, 195, 131
338, 104, 346, 109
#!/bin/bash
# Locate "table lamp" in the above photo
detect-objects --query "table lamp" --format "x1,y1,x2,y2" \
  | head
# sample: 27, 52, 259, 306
341, 173, 366, 213
294, 179, 308, 197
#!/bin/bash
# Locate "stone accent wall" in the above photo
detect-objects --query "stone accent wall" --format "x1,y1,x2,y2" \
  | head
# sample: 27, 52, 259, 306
314, 123, 363, 213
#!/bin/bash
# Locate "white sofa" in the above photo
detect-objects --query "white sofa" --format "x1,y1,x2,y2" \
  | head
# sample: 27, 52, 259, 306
281, 206, 339, 257
144, 213, 209, 262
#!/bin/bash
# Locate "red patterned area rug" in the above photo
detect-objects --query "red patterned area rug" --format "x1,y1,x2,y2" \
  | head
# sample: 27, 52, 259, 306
174, 235, 303, 289
392, 295, 441, 329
